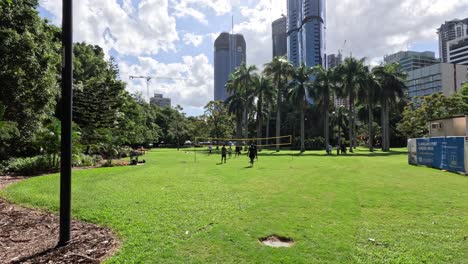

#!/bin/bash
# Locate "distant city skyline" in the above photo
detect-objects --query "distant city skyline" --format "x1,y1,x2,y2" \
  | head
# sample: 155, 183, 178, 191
36, 0, 468, 116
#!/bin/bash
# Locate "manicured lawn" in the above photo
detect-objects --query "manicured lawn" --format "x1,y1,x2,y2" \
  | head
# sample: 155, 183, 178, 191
2, 148, 468, 263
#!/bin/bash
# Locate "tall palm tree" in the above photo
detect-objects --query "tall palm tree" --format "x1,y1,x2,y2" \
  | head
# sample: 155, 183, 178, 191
311, 65, 337, 149
357, 67, 380, 152
252, 75, 274, 147
336, 57, 367, 152
373, 64, 406, 152
226, 78, 244, 139
264, 56, 294, 152
288, 63, 313, 153
231, 64, 257, 138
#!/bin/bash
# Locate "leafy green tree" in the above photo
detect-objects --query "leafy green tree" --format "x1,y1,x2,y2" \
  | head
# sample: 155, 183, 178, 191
397, 93, 464, 138
0, 104, 19, 159
288, 63, 313, 153
264, 56, 294, 151
0, 0, 61, 157
204, 101, 234, 140
71, 43, 127, 148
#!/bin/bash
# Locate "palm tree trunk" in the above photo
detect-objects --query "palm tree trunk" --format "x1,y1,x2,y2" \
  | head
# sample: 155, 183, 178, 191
266, 104, 271, 146
381, 99, 390, 152
384, 100, 390, 152
236, 114, 242, 139
242, 108, 248, 139
368, 102, 374, 152
257, 97, 263, 147
300, 104, 305, 152
324, 99, 330, 149
348, 96, 354, 152
276, 87, 281, 152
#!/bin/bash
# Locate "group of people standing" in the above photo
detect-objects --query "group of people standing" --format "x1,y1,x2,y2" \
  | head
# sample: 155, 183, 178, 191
209, 142, 258, 167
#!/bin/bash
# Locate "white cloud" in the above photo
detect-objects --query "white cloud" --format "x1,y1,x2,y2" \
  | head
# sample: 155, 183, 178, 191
173, 0, 241, 16
173, 1, 208, 24
327, 0, 468, 61
40, 0, 178, 56
120, 54, 214, 109
232, 0, 286, 70
183, 33, 204, 47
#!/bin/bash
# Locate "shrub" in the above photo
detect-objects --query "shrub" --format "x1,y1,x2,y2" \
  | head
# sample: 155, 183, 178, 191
2, 156, 57, 176
292, 137, 326, 150
72, 153, 96, 167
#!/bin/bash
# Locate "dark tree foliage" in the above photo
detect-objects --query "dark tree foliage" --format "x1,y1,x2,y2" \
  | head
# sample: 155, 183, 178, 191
0, 0, 61, 157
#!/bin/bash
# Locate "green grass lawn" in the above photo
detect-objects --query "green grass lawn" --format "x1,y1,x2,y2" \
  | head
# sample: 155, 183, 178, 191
2, 148, 468, 263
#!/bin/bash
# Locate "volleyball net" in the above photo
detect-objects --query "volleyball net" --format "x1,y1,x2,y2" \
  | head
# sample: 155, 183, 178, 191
194, 135, 292, 148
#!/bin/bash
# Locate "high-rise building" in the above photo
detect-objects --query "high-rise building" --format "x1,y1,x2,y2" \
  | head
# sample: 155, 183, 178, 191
405, 63, 468, 98
327, 53, 342, 68
384, 51, 439, 72
287, 0, 326, 68
214, 32, 246, 101
150, 93, 171, 108
447, 36, 468, 65
437, 18, 468, 63
272, 16, 287, 58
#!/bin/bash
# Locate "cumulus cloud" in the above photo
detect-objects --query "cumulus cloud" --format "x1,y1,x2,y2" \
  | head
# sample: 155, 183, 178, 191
232, 0, 468, 69
40, 0, 178, 56
120, 54, 214, 109
327, 0, 468, 62
183, 33, 204, 47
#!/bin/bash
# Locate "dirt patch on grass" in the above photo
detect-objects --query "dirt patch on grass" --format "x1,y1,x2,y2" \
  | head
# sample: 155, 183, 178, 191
259, 235, 295, 248
0, 176, 120, 263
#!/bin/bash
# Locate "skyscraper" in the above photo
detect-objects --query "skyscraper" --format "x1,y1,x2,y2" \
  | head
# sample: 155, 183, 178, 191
327, 53, 342, 68
272, 16, 287, 58
384, 51, 438, 72
437, 18, 468, 62
287, 0, 326, 68
214, 33, 246, 101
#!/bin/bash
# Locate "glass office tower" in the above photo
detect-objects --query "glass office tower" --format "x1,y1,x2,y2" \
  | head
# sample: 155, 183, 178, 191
214, 33, 246, 101
287, 0, 326, 68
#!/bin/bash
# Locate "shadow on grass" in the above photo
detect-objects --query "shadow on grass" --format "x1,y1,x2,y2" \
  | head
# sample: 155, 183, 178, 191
257, 149, 407, 157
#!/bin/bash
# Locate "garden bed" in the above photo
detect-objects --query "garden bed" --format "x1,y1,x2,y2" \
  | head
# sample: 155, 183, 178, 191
0, 176, 120, 264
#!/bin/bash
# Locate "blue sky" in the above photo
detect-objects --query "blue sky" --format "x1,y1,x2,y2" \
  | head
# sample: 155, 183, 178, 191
36, 0, 468, 116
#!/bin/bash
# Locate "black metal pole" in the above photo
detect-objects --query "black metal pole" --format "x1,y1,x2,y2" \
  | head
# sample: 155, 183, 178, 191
59, 0, 73, 247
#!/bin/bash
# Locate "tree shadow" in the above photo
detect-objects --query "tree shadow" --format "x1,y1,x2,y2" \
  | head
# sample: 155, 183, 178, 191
257, 149, 407, 158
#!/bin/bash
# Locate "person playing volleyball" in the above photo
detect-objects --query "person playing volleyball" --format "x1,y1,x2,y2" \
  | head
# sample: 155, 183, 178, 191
247, 143, 257, 167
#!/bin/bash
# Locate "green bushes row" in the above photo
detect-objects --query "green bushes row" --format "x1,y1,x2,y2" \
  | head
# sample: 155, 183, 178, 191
292, 137, 326, 150
1, 156, 56, 176
1, 154, 100, 176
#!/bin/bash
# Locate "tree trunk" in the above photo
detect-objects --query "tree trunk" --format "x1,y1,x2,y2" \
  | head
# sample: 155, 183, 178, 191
276, 86, 281, 152
348, 96, 354, 152
300, 103, 305, 152
368, 102, 374, 152
257, 97, 263, 148
236, 114, 242, 139
384, 100, 390, 152
381, 99, 390, 152
324, 102, 329, 149
242, 108, 248, 139
266, 104, 271, 146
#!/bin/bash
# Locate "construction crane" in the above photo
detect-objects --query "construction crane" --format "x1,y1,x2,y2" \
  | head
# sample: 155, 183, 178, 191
129, 75, 186, 103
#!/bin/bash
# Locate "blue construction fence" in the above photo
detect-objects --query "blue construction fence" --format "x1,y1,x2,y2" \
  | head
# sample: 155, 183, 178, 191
408, 137, 467, 174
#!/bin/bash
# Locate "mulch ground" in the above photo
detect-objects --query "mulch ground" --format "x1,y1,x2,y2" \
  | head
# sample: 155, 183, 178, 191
0, 176, 120, 264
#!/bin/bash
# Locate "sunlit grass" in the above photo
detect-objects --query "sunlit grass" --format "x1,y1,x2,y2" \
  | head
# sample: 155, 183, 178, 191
2, 148, 468, 263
